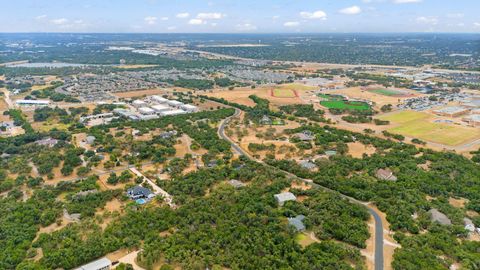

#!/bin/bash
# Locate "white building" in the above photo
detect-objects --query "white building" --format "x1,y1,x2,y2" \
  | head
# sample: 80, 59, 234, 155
166, 100, 183, 108
16, 99, 50, 106
151, 104, 171, 113
160, 110, 187, 116
138, 107, 155, 115
151, 95, 168, 104
132, 100, 147, 108
75, 257, 111, 270
274, 192, 297, 206
181, 104, 198, 112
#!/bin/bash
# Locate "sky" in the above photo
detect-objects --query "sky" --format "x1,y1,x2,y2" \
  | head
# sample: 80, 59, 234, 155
0, 0, 479, 33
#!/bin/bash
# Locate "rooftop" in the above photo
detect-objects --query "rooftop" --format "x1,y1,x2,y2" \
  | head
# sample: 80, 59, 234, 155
74, 257, 111, 270
428, 208, 451, 225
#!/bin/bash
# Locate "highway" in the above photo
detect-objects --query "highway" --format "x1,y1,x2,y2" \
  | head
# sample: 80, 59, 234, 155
218, 108, 385, 270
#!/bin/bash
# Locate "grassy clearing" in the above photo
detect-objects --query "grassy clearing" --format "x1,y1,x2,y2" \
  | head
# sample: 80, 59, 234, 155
320, 100, 371, 110
369, 89, 404, 96
389, 121, 479, 146
378, 110, 431, 124
379, 110, 480, 146
272, 89, 297, 98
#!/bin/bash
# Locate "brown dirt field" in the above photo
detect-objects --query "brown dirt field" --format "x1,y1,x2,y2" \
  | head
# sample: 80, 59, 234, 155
449, 197, 467, 208
329, 86, 422, 109
205, 85, 306, 107
174, 134, 191, 158
348, 142, 377, 158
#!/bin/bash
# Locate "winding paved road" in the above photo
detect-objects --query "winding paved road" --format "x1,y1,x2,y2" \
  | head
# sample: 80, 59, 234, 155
218, 108, 385, 270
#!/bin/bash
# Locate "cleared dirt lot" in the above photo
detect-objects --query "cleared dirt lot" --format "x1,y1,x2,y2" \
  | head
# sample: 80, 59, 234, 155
205, 84, 315, 107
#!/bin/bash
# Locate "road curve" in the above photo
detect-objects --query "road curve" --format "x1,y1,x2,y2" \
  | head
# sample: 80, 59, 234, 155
218, 108, 385, 270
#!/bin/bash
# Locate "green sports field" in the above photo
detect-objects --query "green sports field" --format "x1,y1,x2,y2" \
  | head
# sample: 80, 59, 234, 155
378, 110, 480, 146
369, 88, 406, 97
320, 100, 371, 110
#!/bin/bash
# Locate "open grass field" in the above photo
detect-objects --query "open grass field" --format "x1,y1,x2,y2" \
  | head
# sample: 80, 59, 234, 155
320, 100, 371, 110
271, 88, 298, 98
378, 110, 480, 146
378, 110, 430, 124
369, 88, 412, 97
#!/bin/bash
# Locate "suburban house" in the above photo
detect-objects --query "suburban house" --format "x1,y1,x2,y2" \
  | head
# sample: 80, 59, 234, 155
299, 160, 317, 171
288, 215, 306, 231
274, 192, 297, 206
260, 115, 272, 125
294, 130, 315, 141
74, 257, 111, 270
34, 138, 59, 147
428, 209, 451, 225
127, 186, 154, 200
375, 168, 398, 181
228, 179, 246, 188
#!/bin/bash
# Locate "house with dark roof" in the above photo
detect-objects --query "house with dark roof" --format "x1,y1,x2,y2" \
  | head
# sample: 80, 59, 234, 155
127, 186, 154, 200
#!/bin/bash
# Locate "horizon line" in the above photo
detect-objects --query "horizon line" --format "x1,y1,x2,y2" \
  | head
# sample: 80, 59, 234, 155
1, 32, 480, 35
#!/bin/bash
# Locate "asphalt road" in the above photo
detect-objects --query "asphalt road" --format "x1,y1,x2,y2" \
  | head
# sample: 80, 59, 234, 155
218, 108, 385, 270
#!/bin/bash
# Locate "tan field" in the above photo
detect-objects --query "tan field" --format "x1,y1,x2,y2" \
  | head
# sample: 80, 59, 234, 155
206, 84, 315, 107
348, 142, 377, 158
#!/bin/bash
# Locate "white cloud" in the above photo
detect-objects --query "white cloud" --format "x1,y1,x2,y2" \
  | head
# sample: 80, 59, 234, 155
339, 6, 362, 15
236, 23, 257, 31
160, 17, 169, 21
188, 18, 205, 25
50, 18, 68, 25
176, 13, 190, 19
144, 16, 157, 25
211, 22, 217, 27
416, 16, 438, 25
35, 15, 47, 20
393, 0, 422, 3
167, 26, 177, 30
272, 15, 280, 20
300, 10, 327, 20
474, 22, 480, 28
284, 21, 300, 27
197, 12, 224, 19
446, 13, 464, 19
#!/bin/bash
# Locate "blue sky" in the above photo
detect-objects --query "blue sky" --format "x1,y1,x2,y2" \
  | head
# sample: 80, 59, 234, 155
0, 0, 479, 33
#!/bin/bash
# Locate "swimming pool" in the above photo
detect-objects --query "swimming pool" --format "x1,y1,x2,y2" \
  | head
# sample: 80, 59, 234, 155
136, 198, 147, 204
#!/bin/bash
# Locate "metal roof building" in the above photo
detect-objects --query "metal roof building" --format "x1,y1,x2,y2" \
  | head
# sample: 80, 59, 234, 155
75, 257, 111, 270
274, 192, 297, 206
